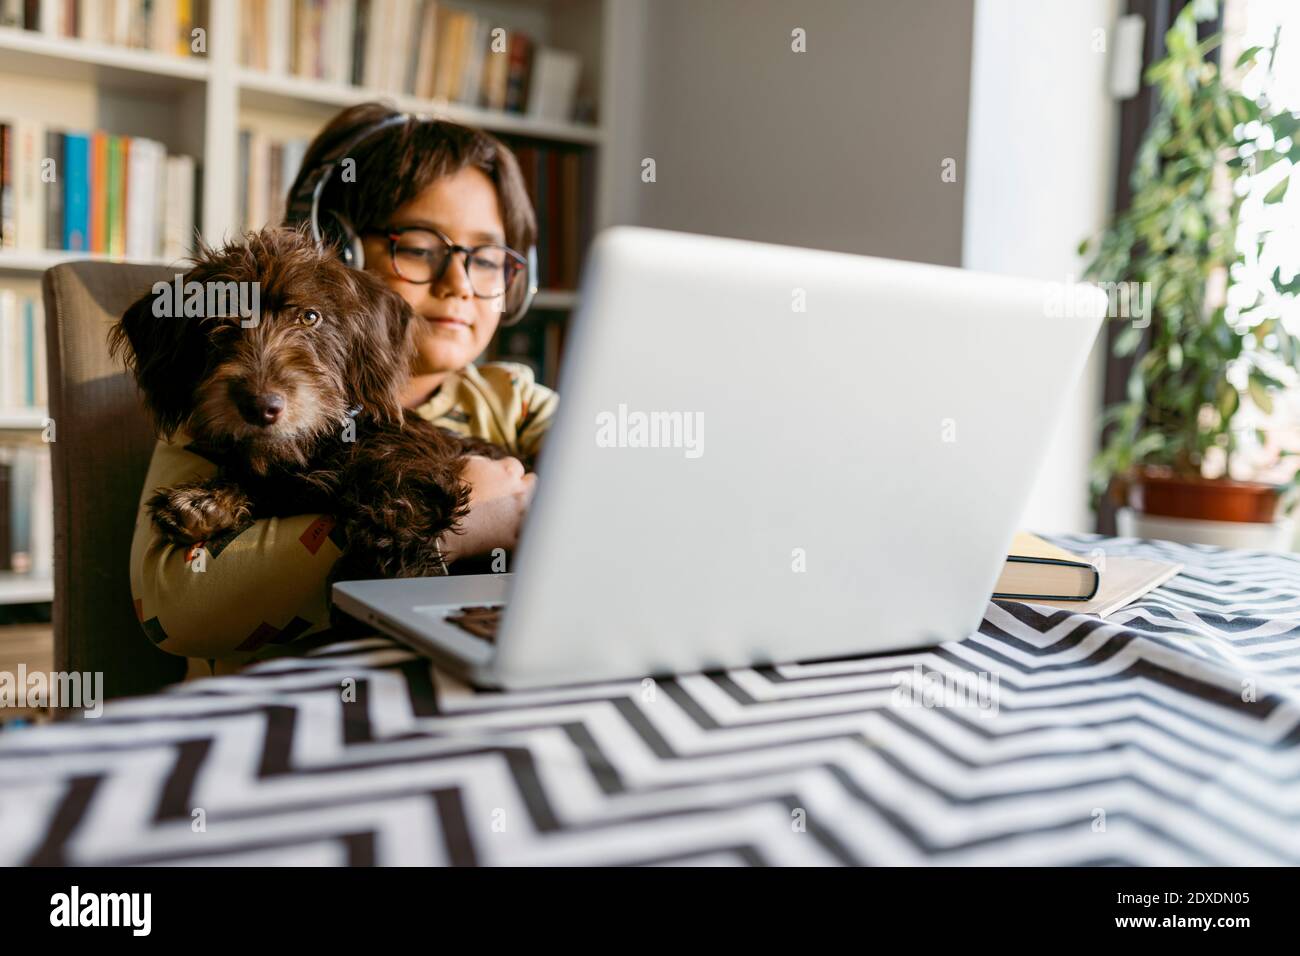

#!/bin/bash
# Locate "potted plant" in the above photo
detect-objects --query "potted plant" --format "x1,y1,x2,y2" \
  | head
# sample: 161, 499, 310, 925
1082, 1, 1300, 549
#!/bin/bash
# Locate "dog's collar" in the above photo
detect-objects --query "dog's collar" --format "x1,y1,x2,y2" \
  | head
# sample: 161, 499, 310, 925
345, 404, 363, 419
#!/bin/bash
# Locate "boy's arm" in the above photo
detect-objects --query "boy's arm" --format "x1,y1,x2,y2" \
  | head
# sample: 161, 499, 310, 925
128, 436, 346, 662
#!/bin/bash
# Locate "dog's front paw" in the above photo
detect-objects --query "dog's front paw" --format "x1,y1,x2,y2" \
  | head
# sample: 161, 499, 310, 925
147, 481, 252, 545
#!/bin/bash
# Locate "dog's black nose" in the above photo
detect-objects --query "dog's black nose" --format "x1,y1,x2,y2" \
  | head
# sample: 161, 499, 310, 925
240, 392, 285, 426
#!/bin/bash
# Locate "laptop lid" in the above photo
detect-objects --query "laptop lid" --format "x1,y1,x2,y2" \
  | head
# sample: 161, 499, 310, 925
494, 226, 1104, 687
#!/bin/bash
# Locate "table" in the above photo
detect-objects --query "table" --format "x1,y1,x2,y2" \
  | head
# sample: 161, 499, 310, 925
2, 533, 1297, 865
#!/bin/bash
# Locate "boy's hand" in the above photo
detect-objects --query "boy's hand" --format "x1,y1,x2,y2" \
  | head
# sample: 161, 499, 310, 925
441, 455, 536, 564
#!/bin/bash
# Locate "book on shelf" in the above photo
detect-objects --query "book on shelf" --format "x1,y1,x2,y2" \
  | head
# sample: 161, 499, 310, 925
238, 129, 309, 232
0, 289, 46, 411
4, 0, 209, 57
0, 120, 196, 261
0, 124, 11, 249
527, 48, 581, 123
0, 443, 52, 578
505, 139, 594, 292
0, 459, 9, 572
239, 0, 581, 122
162, 153, 195, 262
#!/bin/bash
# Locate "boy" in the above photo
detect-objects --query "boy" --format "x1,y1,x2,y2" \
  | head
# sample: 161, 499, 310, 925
127, 104, 554, 676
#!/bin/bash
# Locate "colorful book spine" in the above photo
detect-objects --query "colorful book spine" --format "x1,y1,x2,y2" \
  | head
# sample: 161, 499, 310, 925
15, 118, 44, 250
90, 130, 107, 253
0, 291, 45, 409
0, 459, 10, 573
0, 290, 14, 406
39, 0, 205, 55
162, 153, 195, 261
62, 132, 89, 251
45, 129, 64, 251
107, 135, 125, 258
0, 123, 13, 249
22, 297, 34, 406
505, 32, 532, 113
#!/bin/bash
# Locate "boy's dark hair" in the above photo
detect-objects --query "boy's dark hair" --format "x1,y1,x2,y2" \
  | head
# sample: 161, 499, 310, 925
286, 101, 537, 255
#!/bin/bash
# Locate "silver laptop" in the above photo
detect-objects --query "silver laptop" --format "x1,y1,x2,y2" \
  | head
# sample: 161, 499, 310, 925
333, 226, 1105, 689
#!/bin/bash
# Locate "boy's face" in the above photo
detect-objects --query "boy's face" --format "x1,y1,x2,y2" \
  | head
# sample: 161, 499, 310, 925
361, 166, 511, 378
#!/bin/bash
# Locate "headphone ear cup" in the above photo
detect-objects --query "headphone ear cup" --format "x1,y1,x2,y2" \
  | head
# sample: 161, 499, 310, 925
320, 209, 365, 269
499, 245, 538, 327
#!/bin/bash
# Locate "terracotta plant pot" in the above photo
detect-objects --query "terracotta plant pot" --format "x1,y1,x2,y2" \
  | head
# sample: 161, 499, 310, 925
1126, 467, 1282, 524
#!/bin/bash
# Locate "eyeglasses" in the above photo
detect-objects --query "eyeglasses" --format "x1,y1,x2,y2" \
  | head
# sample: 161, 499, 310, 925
370, 226, 527, 299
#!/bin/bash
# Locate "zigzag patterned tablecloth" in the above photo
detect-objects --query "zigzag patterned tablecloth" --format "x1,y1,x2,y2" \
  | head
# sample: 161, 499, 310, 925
1, 534, 1297, 866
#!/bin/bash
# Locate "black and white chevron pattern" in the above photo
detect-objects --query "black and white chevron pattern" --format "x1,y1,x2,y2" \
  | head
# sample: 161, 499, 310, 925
2, 534, 1297, 866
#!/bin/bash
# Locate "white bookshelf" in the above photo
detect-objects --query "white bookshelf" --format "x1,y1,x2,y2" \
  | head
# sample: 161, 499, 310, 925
0, 0, 611, 296
0, 26, 210, 85
531, 289, 579, 310
0, 0, 617, 606
236, 68, 604, 145
0, 570, 53, 604
0, 249, 179, 274
0, 409, 49, 430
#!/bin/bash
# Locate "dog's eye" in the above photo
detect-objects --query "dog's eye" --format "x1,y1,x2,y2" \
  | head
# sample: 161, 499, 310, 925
300, 309, 322, 327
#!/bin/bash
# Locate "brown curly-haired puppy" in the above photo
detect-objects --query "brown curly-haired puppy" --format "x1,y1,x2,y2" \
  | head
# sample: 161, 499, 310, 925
109, 227, 507, 582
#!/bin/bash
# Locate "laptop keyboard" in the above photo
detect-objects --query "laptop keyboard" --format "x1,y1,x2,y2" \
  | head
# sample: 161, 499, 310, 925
446, 604, 504, 643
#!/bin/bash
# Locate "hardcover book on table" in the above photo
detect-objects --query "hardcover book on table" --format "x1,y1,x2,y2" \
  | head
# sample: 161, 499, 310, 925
994, 532, 1182, 618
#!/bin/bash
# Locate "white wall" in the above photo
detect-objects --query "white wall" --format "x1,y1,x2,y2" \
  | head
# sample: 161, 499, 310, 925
962, 0, 1121, 533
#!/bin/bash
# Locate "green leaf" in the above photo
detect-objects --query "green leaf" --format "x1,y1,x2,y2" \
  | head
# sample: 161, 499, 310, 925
1263, 178, 1289, 204
1195, 30, 1224, 57
1253, 149, 1284, 172
1114, 325, 1144, 357
1235, 45, 1264, 69
1272, 111, 1300, 139
1249, 375, 1275, 414
1132, 433, 1167, 459
1218, 385, 1240, 422
1271, 267, 1300, 296
1252, 367, 1287, 390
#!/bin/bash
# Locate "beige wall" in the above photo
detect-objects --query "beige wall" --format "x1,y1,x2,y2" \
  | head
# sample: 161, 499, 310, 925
607, 0, 974, 266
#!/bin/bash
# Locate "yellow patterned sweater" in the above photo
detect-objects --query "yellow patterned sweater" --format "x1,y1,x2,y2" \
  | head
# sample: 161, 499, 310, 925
127, 362, 557, 680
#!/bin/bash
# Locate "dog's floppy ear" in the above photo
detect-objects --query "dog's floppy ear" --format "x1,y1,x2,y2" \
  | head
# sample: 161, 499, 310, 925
341, 270, 417, 426
108, 282, 209, 439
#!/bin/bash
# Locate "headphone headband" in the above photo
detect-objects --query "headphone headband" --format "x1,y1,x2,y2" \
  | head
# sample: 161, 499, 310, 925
285, 111, 538, 326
